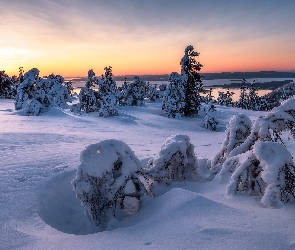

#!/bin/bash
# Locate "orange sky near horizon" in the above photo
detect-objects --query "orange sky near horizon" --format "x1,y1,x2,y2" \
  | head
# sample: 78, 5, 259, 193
1, 0, 295, 78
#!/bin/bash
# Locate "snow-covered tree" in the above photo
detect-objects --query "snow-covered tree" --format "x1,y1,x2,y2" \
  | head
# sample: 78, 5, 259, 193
38, 74, 72, 109
97, 66, 119, 117
217, 91, 226, 106
158, 83, 167, 99
162, 72, 186, 118
0, 71, 15, 99
121, 76, 147, 106
210, 113, 252, 175
216, 98, 295, 206
235, 78, 248, 109
14, 68, 40, 113
203, 88, 213, 104
204, 100, 218, 131
180, 45, 203, 116
72, 140, 146, 230
147, 84, 161, 102
145, 135, 198, 188
74, 69, 99, 113
248, 80, 260, 110
217, 90, 234, 107
262, 81, 295, 111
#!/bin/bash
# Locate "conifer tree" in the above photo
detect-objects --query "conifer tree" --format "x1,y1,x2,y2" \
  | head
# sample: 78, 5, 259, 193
236, 78, 248, 109
97, 66, 118, 117
162, 72, 185, 118
180, 45, 203, 116
204, 100, 218, 131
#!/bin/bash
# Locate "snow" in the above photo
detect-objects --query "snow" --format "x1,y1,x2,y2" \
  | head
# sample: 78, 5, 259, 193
1, 98, 295, 249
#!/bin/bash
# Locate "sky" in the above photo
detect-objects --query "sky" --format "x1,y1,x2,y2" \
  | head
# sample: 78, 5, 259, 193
1, 0, 295, 77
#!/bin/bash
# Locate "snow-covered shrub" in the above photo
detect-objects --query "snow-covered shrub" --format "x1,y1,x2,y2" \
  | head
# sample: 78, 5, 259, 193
97, 67, 118, 117
180, 45, 203, 116
145, 135, 198, 186
72, 140, 145, 230
162, 72, 185, 118
204, 101, 218, 131
254, 142, 295, 207
210, 113, 252, 175
217, 98, 295, 206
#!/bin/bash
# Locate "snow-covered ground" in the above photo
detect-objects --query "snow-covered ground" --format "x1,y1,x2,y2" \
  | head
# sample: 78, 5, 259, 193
1, 99, 295, 250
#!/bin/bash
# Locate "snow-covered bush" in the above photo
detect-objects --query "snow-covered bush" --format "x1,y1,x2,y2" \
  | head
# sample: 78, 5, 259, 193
162, 72, 185, 118
145, 135, 198, 186
217, 98, 295, 206
204, 101, 218, 131
72, 140, 145, 230
210, 113, 252, 175
97, 67, 118, 117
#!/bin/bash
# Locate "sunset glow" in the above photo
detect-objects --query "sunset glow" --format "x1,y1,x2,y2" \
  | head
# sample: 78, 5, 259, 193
1, 0, 295, 77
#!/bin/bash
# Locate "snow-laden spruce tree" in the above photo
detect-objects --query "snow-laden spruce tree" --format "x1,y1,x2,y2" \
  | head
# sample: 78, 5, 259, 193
14, 68, 41, 114
72, 140, 146, 230
204, 100, 218, 131
145, 135, 198, 189
217, 98, 295, 206
97, 66, 118, 117
210, 113, 252, 175
180, 45, 203, 116
162, 72, 186, 118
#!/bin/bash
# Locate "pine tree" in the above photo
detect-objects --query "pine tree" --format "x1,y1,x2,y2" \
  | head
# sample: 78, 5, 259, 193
180, 45, 203, 117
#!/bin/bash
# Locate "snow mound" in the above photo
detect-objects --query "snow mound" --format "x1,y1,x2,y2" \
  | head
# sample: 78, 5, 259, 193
38, 170, 98, 235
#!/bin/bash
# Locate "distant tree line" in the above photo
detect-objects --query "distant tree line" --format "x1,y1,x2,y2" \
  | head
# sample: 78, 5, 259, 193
1, 46, 295, 118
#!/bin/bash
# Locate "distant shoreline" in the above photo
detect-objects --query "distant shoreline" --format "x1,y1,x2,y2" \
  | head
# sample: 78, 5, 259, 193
67, 71, 295, 82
